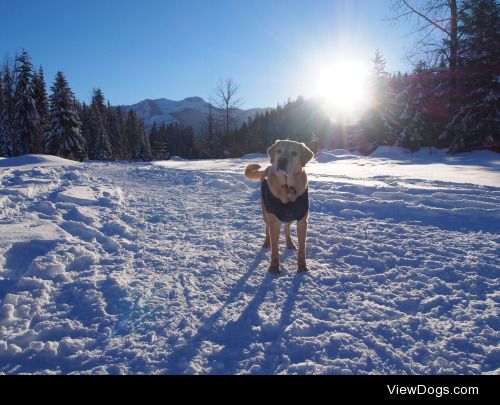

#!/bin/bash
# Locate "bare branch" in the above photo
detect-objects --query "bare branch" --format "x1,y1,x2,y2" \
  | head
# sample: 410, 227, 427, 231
401, 0, 450, 35
210, 77, 243, 146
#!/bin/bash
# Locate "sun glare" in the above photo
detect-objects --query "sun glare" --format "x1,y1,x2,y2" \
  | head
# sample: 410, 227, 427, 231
314, 60, 371, 121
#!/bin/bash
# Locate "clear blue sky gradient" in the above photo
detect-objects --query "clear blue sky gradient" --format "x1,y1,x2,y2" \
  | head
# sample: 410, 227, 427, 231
1, 0, 422, 108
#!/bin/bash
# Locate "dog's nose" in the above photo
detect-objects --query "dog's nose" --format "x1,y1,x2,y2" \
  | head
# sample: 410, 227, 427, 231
278, 158, 288, 171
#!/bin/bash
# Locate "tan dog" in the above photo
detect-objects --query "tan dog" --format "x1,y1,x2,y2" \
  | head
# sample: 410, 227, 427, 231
245, 140, 314, 274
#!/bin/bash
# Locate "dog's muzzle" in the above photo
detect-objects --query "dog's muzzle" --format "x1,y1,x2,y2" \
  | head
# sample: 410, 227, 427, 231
277, 158, 288, 172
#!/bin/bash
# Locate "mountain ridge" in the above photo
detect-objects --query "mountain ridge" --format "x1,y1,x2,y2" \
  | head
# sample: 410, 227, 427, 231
120, 96, 269, 135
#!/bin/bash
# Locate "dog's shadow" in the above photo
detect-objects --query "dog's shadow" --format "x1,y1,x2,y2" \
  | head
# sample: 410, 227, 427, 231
165, 248, 305, 374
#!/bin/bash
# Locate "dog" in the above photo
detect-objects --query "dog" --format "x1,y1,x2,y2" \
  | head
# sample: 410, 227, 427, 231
245, 139, 314, 274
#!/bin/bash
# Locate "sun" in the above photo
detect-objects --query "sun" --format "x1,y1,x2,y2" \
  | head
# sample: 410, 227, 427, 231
314, 60, 371, 119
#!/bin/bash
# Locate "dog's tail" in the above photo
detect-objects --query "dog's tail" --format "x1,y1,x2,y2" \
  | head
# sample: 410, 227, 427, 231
244, 164, 264, 181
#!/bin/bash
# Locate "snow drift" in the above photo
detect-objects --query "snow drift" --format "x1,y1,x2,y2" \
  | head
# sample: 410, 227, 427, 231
0, 148, 498, 374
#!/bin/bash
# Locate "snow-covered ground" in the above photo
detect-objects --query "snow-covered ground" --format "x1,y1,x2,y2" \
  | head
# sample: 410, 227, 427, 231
0, 149, 498, 374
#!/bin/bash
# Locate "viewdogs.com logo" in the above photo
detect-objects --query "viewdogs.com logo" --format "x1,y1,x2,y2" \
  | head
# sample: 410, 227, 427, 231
387, 385, 479, 398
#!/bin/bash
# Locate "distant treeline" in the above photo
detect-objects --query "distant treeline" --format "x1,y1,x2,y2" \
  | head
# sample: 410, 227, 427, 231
0, 51, 149, 161
214, 0, 500, 157
226, 0, 499, 157
0, 1, 498, 161
0, 50, 200, 162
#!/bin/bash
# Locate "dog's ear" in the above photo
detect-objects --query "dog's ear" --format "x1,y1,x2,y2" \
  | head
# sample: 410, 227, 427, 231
267, 140, 280, 163
300, 143, 314, 166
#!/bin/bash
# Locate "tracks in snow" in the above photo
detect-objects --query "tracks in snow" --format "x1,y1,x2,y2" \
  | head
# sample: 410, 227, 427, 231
0, 160, 498, 374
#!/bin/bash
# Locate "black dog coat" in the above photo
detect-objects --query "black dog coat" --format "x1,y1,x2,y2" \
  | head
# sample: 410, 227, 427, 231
261, 179, 309, 223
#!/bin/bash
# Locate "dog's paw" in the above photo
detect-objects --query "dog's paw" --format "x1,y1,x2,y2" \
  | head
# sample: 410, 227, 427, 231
297, 265, 309, 273
268, 264, 281, 274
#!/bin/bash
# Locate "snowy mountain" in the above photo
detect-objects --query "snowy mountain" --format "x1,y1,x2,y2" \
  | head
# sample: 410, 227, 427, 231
0, 147, 498, 374
120, 96, 269, 135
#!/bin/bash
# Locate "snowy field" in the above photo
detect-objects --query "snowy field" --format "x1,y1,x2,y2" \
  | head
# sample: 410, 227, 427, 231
0, 148, 498, 374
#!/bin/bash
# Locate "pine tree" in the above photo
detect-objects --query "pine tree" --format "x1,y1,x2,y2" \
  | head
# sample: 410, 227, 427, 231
433, 61, 453, 149
177, 125, 195, 158
125, 110, 137, 160
115, 106, 128, 159
149, 122, 166, 159
13, 50, 40, 155
396, 63, 447, 152
89, 88, 111, 160
398, 79, 427, 151
45, 71, 86, 161
92, 112, 112, 160
79, 102, 93, 159
126, 110, 152, 161
106, 102, 123, 160
134, 119, 152, 161
360, 50, 399, 149
91, 88, 106, 116
0, 67, 15, 156
203, 103, 217, 158
0, 70, 4, 156
445, 0, 500, 152
372, 49, 389, 79
32, 66, 50, 140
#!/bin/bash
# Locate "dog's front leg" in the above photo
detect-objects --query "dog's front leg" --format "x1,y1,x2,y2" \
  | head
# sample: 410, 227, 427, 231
269, 216, 281, 274
297, 216, 308, 272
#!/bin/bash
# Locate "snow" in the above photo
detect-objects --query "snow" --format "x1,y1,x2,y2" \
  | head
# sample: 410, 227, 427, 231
312, 147, 499, 188
0, 148, 498, 374
168, 156, 185, 161
314, 149, 361, 163
0, 154, 81, 170
241, 153, 267, 160
57, 186, 123, 206
155, 147, 499, 188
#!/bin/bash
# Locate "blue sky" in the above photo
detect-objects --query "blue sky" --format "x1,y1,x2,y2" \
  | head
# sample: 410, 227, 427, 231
1, 0, 420, 108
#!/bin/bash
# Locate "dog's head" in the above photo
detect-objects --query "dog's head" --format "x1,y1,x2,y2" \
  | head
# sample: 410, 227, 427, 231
267, 140, 313, 177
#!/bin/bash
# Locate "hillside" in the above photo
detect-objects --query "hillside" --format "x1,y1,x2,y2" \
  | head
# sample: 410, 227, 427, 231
120, 96, 268, 135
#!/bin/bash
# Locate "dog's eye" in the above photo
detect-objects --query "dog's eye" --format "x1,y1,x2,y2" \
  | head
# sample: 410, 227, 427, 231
291, 151, 298, 156
276, 149, 282, 154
